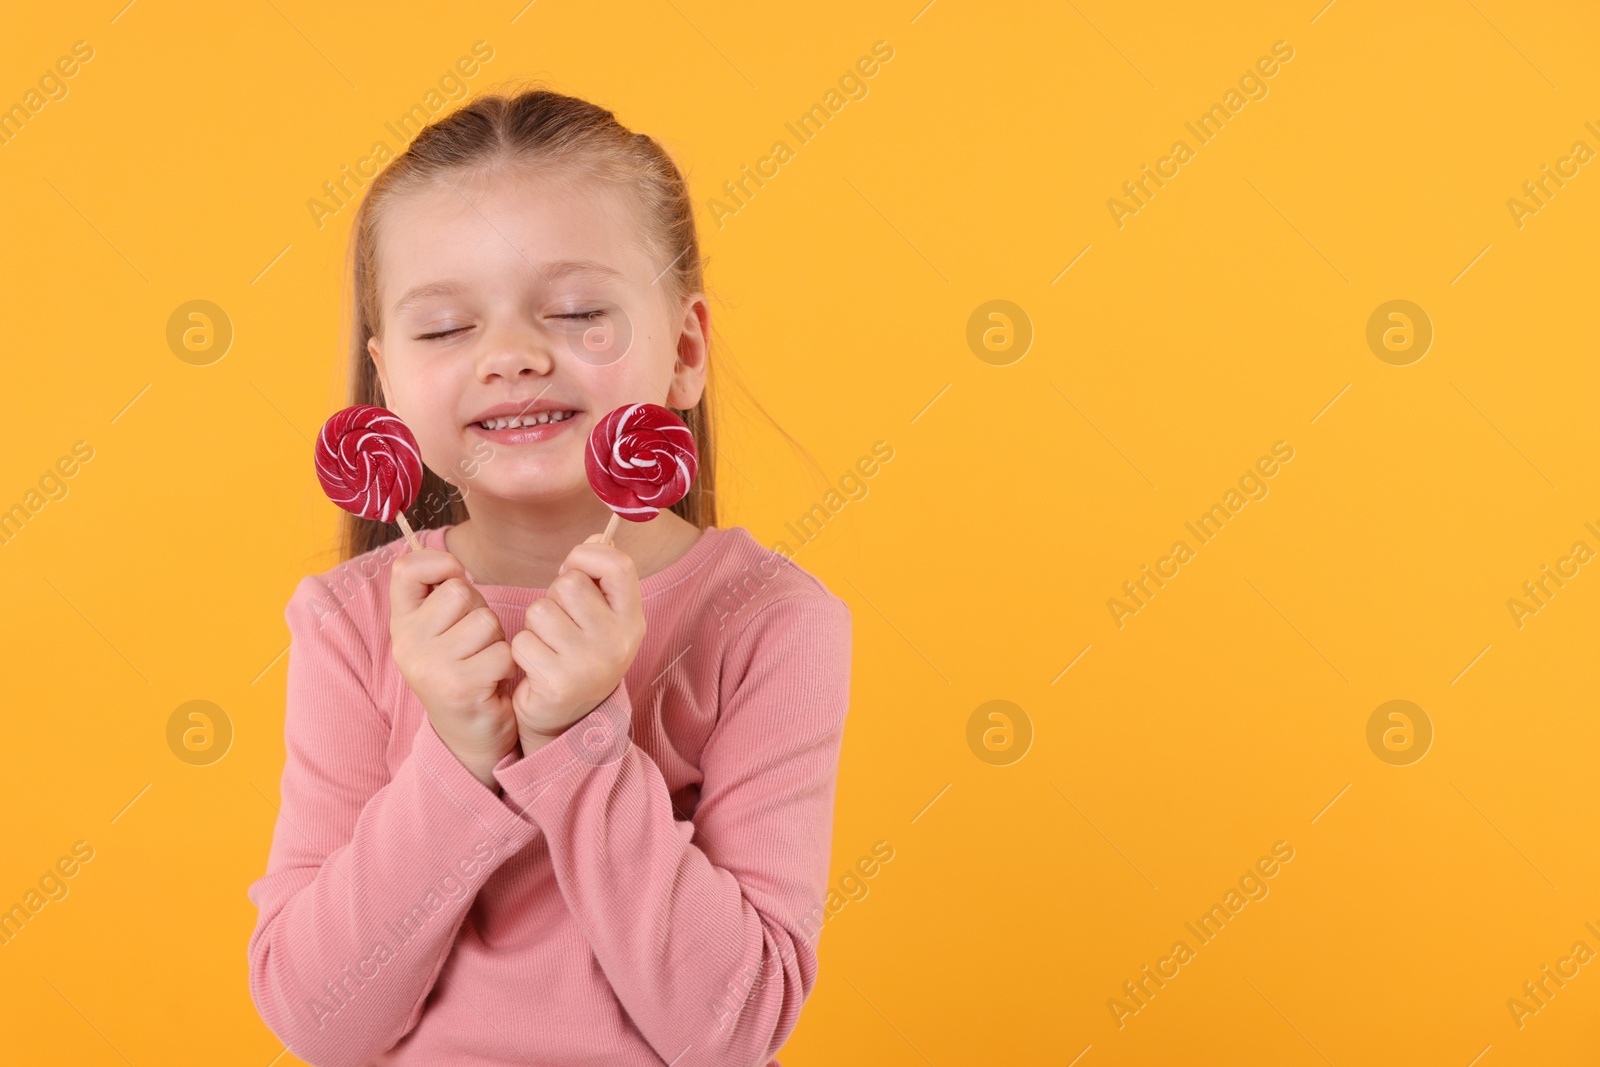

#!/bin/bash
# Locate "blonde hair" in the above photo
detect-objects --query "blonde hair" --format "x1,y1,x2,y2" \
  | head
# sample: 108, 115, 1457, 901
336, 84, 741, 561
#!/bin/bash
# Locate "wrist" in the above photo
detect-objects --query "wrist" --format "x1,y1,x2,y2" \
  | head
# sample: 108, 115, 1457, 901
517, 729, 559, 758
445, 741, 508, 791
466, 750, 505, 795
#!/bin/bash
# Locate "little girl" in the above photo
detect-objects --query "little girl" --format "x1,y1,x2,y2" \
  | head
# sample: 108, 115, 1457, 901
247, 86, 853, 1067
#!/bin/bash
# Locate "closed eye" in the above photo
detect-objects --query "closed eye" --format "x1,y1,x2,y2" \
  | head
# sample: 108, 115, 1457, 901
418, 311, 604, 339
417, 326, 471, 340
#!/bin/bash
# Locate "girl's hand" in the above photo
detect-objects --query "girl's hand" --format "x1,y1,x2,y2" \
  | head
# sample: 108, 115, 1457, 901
389, 548, 519, 788
510, 533, 646, 754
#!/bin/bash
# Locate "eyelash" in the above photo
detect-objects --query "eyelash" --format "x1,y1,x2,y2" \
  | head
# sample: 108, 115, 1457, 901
415, 311, 605, 341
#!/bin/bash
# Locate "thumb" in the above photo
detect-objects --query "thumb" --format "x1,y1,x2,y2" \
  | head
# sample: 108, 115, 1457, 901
560, 531, 607, 574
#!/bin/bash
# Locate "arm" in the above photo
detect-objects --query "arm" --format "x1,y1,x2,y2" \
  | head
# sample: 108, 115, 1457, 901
493, 593, 853, 1067
246, 575, 540, 1067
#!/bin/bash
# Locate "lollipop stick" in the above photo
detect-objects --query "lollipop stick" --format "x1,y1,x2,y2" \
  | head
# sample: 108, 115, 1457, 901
600, 511, 621, 546
395, 512, 423, 552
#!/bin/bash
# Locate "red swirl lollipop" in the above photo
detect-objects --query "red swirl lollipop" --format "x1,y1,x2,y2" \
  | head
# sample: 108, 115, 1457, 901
585, 402, 698, 544
315, 404, 425, 549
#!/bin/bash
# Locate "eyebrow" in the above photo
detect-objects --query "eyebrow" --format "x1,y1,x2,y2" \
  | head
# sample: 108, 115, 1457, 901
390, 261, 626, 316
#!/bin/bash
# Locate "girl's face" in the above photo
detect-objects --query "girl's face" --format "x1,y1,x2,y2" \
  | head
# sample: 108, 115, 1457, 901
367, 167, 707, 509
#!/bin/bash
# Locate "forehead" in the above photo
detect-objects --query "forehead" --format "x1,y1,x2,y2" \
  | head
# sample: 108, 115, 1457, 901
373, 167, 654, 303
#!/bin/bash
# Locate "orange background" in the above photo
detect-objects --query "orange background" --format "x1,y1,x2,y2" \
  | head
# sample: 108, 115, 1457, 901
2, 1, 1598, 1064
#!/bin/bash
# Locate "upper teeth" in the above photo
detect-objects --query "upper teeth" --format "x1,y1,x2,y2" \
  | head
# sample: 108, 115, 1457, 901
479, 411, 576, 429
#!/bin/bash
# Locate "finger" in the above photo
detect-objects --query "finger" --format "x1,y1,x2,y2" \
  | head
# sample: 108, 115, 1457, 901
544, 568, 610, 632
556, 543, 641, 618
391, 549, 468, 616
510, 627, 558, 686
461, 638, 516, 686
523, 593, 583, 653
414, 576, 485, 639
440, 603, 507, 660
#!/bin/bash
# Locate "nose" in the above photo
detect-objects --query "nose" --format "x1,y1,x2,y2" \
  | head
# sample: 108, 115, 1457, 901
475, 316, 554, 381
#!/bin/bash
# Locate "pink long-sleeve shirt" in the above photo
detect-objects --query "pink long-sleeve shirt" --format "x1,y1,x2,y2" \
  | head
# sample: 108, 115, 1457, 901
246, 523, 852, 1067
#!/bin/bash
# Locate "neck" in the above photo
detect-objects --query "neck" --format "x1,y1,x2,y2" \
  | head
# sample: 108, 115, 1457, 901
445, 493, 700, 590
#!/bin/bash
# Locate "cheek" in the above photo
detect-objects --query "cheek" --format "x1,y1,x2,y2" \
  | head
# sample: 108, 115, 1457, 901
387, 362, 468, 459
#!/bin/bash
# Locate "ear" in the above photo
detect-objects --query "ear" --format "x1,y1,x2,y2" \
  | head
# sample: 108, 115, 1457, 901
665, 292, 710, 409
367, 334, 392, 406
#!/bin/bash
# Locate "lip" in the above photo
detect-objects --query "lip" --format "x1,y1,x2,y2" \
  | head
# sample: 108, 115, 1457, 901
467, 398, 582, 424
469, 411, 581, 446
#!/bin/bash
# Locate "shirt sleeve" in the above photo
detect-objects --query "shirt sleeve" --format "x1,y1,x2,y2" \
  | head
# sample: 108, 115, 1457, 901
491, 592, 853, 1067
246, 575, 541, 1067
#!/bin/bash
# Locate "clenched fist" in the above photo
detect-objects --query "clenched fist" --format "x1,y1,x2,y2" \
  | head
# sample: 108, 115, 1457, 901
388, 548, 518, 788
510, 533, 646, 756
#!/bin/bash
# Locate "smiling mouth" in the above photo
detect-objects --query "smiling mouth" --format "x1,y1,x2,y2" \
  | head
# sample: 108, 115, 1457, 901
474, 411, 580, 431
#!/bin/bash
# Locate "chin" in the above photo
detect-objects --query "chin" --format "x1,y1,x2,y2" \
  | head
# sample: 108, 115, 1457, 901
465, 479, 589, 506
